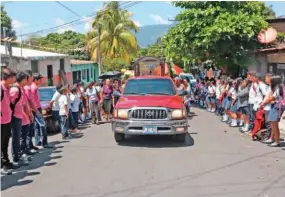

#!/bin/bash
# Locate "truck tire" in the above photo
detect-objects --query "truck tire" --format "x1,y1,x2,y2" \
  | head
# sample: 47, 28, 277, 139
114, 133, 125, 143
176, 133, 186, 142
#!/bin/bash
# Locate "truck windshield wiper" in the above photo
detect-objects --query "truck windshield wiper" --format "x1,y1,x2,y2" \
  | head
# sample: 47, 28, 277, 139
147, 92, 173, 95
124, 92, 146, 95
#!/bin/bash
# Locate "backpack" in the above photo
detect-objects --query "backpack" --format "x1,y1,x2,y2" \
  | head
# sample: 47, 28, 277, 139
278, 85, 285, 108
10, 85, 22, 115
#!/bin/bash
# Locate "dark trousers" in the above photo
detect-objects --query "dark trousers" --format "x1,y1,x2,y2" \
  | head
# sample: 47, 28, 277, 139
68, 110, 77, 130
21, 124, 30, 155
264, 110, 271, 139
1, 123, 11, 167
11, 116, 22, 162
72, 112, 79, 128
52, 110, 60, 123
27, 122, 34, 150
249, 104, 256, 130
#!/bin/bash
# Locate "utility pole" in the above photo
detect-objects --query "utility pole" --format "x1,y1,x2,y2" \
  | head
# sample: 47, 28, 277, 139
97, 24, 102, 75
3, 27, 8, 55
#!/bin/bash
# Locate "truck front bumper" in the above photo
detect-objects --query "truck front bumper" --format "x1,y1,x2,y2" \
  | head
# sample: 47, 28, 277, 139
112, 119, 188, 135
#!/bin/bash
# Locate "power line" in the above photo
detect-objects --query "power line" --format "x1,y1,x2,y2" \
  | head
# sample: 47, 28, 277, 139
16, 1, 142, 38
55, 1, 82, 18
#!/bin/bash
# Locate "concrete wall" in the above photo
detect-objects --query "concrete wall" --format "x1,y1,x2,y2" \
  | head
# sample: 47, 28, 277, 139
247, 54, 268, 75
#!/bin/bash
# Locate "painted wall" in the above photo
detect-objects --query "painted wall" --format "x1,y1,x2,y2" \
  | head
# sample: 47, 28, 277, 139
71, 63, 99, 84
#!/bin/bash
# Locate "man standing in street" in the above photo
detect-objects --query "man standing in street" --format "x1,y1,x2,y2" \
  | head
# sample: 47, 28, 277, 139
31, 73, 52, 148
24, 70, 40, 153
1, 67, 16, 175
10, 71, 30, 167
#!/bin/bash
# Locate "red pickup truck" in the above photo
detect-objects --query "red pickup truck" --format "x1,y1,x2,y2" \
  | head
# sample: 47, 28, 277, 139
112, 75, 188, 143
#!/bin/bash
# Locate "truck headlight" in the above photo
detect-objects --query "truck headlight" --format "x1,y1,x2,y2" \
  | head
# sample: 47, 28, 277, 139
171, 108, 186, 119
114, 109, 129, 119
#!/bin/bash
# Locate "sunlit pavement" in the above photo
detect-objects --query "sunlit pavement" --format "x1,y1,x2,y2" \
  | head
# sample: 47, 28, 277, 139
1, 107, 285, 197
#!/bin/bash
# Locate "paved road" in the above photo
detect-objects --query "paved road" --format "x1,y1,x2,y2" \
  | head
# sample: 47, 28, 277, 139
1, 108, 285, 197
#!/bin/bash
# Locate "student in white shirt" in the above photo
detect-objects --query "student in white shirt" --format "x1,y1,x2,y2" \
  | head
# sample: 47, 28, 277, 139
262, 73, 273, 141
206, 80, 216, 112
50, 84, 62, 127
260, 76, 284, 147
86, 81, 101, 125
58, 85, 71, 140
70, 85, 80, 130
229, 78, 242, 127
222, 79, 233, 122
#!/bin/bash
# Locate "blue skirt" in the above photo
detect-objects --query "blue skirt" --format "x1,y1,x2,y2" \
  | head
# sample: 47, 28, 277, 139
206, 96, 216, 103
230, 101, 239, 112
224, 97, 232, 110
268, 103, 283, 122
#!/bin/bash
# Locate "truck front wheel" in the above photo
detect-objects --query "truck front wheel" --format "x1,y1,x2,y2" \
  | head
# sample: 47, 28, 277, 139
114, 133, 125, 143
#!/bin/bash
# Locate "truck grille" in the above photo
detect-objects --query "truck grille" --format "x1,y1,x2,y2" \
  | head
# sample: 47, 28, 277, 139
131, 109, 168, 120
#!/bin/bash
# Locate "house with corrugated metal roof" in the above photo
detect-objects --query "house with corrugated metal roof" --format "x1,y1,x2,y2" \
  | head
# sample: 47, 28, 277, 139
0, 45, 72, 86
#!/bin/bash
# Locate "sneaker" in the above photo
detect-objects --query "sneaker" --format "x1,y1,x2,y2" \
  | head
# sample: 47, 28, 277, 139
43, 144, 53, 149
1, 167, 12, 175
262, 139, 274, 144
96, 119, 99, 125
25, 150, 35, 156
22, 154, 32, 162
15, 160, 29, 167
211, 108, 216, 113
7, 162, 20, 169
230, 122, 238, 127
268, 142, 280, 147
62, 136, 72, 140
31, 146, 40, 151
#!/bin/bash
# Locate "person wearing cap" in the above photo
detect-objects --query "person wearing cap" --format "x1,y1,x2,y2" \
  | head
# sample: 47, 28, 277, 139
31, 73, 52, 148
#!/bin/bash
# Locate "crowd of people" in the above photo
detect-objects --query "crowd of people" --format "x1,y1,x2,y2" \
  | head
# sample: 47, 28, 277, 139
191, 71, 284, 148
1, 67, 122, 176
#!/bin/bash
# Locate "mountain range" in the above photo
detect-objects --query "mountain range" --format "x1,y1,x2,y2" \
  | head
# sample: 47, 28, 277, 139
134, 24, 174, 48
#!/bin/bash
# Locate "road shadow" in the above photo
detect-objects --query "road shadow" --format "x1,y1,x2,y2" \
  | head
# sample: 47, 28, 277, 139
118, 133, 194, 148
1, 140, 66, 191
70, 132, 84, 139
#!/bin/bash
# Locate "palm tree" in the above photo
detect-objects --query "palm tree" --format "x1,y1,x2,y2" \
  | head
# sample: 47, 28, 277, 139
86, 2, 139, 64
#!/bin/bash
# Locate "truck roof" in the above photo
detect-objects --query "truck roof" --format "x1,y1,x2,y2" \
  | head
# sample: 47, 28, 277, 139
128, 75, 172, 80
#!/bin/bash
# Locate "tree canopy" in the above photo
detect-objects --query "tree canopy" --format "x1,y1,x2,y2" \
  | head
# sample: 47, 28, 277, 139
86, 1, 139, 65
25, 31, 90, 60
163, 1, 272, 71
1, 5, 16, 39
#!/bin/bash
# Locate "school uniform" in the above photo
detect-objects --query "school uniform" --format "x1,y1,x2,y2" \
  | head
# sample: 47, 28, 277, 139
58, 95, 69, 138
230, 88, 239, 113
263, 86, 272, 139
206, 86, 216, 103
237, 87, 250, 117
268, 88, 284, 122
70, 93, 80, 129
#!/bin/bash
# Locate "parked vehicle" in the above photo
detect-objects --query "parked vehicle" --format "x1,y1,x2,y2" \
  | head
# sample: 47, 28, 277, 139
112, 56, 188, 143
179, 73, 197, 86
38, 86, 60, 133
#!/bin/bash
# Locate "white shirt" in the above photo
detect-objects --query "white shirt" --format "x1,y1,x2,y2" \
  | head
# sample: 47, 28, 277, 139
51, 91, 61, 111
229, 87, 237, 99
208, 86, 215, 94
58, 95, 68, 116
249, 82, 267, 104
263, 86, 271, 111
215, 85, 221, 98
70, 94, 80, 112
273, 88, 282, 102
67, 93, 72, 110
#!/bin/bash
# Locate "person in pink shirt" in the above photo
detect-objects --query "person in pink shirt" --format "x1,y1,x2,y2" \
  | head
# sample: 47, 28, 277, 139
31, 73, 52, 148
1, 67, 16, 175
24, 70, 40, 153
10, 71, 31, 167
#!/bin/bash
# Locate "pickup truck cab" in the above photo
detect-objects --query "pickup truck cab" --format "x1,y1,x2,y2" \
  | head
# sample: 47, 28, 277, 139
112, 75, 188, 143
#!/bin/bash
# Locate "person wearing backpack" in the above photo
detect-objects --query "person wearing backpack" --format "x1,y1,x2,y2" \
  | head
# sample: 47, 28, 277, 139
10, 71, 31, 167
260, 76, 284, 147
1, 67, 16, 175
31, 73, 52, 148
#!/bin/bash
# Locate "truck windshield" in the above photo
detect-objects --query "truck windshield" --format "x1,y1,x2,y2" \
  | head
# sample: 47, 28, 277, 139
39, 88, 56, 101
124, 78, 176, 96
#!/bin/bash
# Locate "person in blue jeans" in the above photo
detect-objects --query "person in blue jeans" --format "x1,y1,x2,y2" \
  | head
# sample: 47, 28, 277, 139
58, 85, 72, 140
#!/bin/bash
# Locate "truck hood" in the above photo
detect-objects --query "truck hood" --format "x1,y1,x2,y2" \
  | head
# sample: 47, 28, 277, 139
116, 95, 183, 109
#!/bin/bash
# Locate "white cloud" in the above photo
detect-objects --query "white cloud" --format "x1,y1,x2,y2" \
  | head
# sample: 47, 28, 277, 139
149, 14, 171, 25
81, 16, 94, 32
166, 1, 172, 5
55, 18, 75, 33
133, 20, 142, 27
12, 19, 27, 30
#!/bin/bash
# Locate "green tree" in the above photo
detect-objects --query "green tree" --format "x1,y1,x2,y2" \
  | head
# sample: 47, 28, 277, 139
86, 1, 139, 65
25, 31, 90, 60
1, 5, 16, 39
163, 1, 271, 71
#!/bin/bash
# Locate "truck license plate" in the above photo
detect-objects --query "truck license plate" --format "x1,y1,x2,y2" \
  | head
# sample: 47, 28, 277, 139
143, 126, 157, 134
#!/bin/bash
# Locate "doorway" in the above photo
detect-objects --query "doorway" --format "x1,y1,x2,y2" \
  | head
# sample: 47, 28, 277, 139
47, 65, 53, 86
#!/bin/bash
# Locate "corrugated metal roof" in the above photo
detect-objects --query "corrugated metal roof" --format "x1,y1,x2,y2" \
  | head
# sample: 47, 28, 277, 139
70, 59, 96, 65
257, 43, 285, 53
0, 45, 68, 60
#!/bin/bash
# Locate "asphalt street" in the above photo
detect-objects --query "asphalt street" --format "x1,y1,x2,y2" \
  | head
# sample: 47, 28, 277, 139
1, 107, 285, 197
